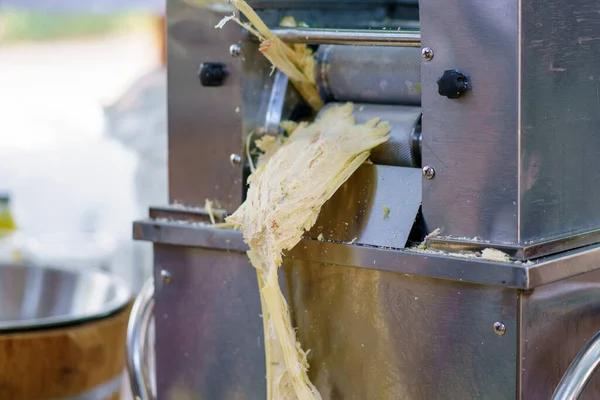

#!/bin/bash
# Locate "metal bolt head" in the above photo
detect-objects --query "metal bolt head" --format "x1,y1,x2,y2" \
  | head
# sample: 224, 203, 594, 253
422, 165, 436, 179
422, 47, 434, 61
493, 321, 506, 336
230, 153, 242, 166
229, 44, 242, 57
160, 270, 172, 284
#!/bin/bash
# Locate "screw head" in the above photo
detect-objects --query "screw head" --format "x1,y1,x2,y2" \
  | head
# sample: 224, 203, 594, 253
229, 44, 242, 57
422, 165, 436, 179
230, 153, 242, 166
422, 47, 434, 61
160, 270, 172, 284
493, 321, 506, 336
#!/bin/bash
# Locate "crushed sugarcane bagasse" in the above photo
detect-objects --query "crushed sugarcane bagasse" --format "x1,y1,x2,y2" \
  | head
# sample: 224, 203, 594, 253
227, 103, 390, 399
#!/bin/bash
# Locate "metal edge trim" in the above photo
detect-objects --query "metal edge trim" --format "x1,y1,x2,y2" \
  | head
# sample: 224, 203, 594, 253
0, 267, 132, 333
134, 219, 248, 253
133, 219, 529, 288
428, 227, 600, 261
527, 243, 600, 288
427, 238, 523, 258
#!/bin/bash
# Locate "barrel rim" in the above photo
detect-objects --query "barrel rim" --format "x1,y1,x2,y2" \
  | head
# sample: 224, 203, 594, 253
0, 263, 132, 332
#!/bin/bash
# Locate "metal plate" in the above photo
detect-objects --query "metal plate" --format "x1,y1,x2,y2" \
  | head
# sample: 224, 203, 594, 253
308, 164, 422, 249
167, 0, 244, 211
153, 245, 265, 399
283, 259, 518, 399
519, 0, 600, 243
419, 0, 519, 244
520, 269, 600, 399
134, 217, 600, 289
0, 264, 131, 332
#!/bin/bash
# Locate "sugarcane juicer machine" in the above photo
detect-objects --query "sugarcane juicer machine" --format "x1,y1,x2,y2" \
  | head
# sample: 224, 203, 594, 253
127, 0, 600, 398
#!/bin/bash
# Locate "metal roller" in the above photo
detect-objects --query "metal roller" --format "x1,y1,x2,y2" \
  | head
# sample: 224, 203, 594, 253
318, 102, 422, 167
316, 45, 422, 106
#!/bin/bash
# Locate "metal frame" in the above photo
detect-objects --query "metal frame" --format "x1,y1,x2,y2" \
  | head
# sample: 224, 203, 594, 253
133, 212, 600, 290
132, 0, 600, 398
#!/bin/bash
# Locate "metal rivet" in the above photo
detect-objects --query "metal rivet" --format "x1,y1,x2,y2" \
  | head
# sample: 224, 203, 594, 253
230, 153, 242, 166
161, 270, 172, 284
422, 47, 434, 61
493, 321, 506, 336
422, 165, 436, 179
229, 44, 242, 57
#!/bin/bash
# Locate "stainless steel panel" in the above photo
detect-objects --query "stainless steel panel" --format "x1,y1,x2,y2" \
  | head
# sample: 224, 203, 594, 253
520, 269, 600, 399
519, 1, 600, 243
283, 259, 518, 399
419, 0, 519, 243
134, 218, 530, 287
135, 217, 600, 290
307, 164, 422, 248
153, 245, 265, 399
167, 0, 244, 210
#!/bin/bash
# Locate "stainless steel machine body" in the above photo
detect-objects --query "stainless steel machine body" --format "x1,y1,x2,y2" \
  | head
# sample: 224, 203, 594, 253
129, 0, 600, 398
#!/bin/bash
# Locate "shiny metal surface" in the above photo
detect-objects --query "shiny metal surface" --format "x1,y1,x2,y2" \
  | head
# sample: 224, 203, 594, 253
552, 331, 600, 399
150, 246, 519, 399
167, 0, 244, 210
135, 215, 600, 290
519, 0, 600, 243
264, 71, 290, 135
145, 235, 600, 398
420, 0, 519, 244
135, 217, 528, 287
316, 45, 422, 106
521, 270, 600, 399
307, 164, 422, 248
0, 263, 131, 331
318, 103, 422, 167
133, 218, 248, 252
241, 39, 306, 149
127, 277, 156, 400
420, 0, 600, 248
429, 227, 600, 261
153, 245, 265, 399
283, 259, 518, 399
152, 1, 600, 398
269, 28, 421, 47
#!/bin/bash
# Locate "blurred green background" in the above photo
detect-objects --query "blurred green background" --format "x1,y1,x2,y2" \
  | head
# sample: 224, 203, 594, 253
1, 11, 153, 42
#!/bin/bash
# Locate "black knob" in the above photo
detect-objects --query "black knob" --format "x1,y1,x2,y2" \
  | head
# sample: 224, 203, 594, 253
436, 69, 470, 99
198, 62, 228, 87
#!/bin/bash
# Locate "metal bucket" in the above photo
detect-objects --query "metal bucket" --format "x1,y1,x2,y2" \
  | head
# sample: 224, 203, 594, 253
0, 263, 132, 399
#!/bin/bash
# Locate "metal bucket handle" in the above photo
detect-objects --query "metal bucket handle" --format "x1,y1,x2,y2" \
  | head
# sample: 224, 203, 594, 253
126, 277, 156, 400
552, 330, 600, 400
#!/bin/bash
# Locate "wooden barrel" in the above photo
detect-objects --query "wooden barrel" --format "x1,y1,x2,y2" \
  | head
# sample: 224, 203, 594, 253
0, 264, 133, 400
0, 303, 132, 400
